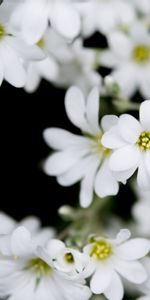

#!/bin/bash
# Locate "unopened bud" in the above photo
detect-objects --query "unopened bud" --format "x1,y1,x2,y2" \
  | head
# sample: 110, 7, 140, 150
104, 76, 120, 96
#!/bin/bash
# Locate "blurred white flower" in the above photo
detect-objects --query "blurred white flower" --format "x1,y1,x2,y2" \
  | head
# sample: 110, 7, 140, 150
10, 0, 85, 44
132, 188, 150, 237
84, 229, 150, 299
132, 0, 150, 15
0, 1, 44, 87
0, 212, 55, 247
43, 86, 120, 208
25, 32, 101, 94
100, 22, 150, 98
102, 100, 150, 190
77, 0, 135, 37
53, 39, 101, 95
0, 227, 91, 300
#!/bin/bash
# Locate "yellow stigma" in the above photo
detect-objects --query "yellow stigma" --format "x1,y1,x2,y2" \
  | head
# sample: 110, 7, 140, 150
64, 252, 75, 264
133, 45, 150, 63
90, 240, 112, 260
136, 131, 150, 151
0, 24, 5, 40
26, 258, 52, 276
37, 38, 45, 49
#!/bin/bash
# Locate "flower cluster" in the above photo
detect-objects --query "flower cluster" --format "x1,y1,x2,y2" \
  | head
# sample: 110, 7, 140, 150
0, 0, 150, 300
0, 0, 149, 97
0, 213, 150, 300
44, 89, 150, 207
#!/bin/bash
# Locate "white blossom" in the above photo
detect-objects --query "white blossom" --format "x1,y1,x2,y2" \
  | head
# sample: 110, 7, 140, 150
53, 39, 101, 95
102, 100, 150, 191
10, 0, 87, 44
0, 212, 55, 248
0, 227, 91, 300
77, 0, 135, 37
0, 1, 44, 87
100, 22, 150, 98
84, 229, 150, 300
43, 86, 120, 208
25, 33, 101, 94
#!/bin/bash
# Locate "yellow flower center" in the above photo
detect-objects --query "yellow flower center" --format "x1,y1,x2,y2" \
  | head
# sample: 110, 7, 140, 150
37, 38, 45, 49
90, 240, 112, 260
133, 45, 150, 63
26, 257, 52, 276
64, 252, 75, 264
136, 131, 150, 151
0, 24, 5, 40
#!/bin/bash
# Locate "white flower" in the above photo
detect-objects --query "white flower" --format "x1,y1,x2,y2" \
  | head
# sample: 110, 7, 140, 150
0, 227, 91, 300
53, 39, 101, 95
10, 0, 85, 44
0, 212, 55, 248
0, 1, 44, 87
100, 22, 150, 98
101, 100, 150, 191
25, 32, 100, 94
84, 229, 150, 300
132, 188, 150, 237
43, 86, 120, 208
41, 239, 91, 279
77, 0, 135, 37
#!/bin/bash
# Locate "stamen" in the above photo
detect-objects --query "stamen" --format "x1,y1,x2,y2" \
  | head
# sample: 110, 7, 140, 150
0, 24, 5, 40
64, 252, 75, 264
136, 131, 150, 151
90, 240, 112, 260
133, 45, 150, 63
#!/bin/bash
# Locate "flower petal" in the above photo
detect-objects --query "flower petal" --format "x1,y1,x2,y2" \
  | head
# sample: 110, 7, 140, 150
43, 128, 89, 150
20, 216, 40, 233
116, 260, 147, 284
101, 126, 126, 149
10, 227, 32, 256
109, 145, 140, 171
104, 272, 124, 300
95, 159, 119, 197
145, 152, 150, 176
51, 3, 80, 39
101, 115, 118, 132
137, 160, 150, 190
118, 114, 142, 144
2, 44, 26, 88
80, 157, 100, 207
57, 154, 93, 186
43, 148, 89, 176
46, 239, 65, 258
90, 266, 112, 294
65, 86, 91, 132
140, 100, 150, 130
115, 229, 131, 245
116, 238, 150, 260
86, 87, 100, 134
